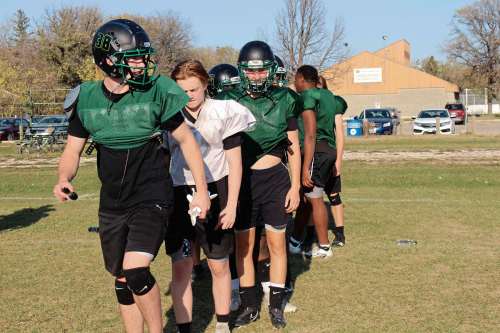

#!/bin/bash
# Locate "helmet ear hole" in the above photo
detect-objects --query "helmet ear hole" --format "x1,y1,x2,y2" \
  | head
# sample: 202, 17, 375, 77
106, 56, 116, 66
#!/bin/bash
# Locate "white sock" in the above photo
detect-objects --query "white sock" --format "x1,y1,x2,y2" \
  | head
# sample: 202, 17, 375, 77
261, 281, 270, 293
269, 282, 285, 289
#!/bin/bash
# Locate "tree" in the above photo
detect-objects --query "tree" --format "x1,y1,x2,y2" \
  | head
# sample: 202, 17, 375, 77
446, 0, 500, 113
11, 9, 31, 44
119, 12, 193, 74
419, 56, 440, 76
189, 46, 239, 70
275, 0, 348, 73
37, 6, 103, 86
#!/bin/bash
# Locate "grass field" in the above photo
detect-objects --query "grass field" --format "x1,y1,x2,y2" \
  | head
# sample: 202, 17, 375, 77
1, 136, 499, 332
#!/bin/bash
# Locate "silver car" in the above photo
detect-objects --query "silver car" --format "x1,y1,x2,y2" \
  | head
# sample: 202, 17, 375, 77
29, 115, 69, 138
412, 109, 455, 135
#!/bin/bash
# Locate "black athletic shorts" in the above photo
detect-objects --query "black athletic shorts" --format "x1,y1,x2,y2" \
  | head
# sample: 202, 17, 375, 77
304, 145, 341, 196
236, 162, 292, 232
98, 204, 170, 277
165, 177, 233, 260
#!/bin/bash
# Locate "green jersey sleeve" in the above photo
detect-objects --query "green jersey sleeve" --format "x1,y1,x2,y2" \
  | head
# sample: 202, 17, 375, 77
301, 88, 318, 111
334, 95, 348, 116
158, 76, 189, 124
286, 88, 303, 119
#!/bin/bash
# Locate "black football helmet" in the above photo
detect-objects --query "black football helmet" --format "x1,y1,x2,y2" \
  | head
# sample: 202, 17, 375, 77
92, 19, 157, 87
274, 55, 288, 87
237, 41, 276, 94
208, 64, 241, 97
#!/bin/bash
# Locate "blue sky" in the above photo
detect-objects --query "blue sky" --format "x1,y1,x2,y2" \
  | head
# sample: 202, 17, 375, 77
1, 0, 474, 62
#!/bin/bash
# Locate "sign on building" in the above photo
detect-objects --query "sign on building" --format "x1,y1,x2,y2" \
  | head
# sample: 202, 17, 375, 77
353, 68, 383, 83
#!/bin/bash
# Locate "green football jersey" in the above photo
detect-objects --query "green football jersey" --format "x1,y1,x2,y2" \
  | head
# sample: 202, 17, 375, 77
298, 87, 347, 149
216, 87, 302, 168
76, 75, 188, 150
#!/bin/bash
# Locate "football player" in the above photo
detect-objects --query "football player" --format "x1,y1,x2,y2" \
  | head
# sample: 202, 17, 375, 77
208, 63, 241, 98
166, 59, 255, 333
53, 19, 210, 333
290, 65, 347, 258
216, 41, 304, 329
274, 55, 288, 88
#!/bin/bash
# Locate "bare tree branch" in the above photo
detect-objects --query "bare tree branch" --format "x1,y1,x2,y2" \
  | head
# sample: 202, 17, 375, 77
275, 0, 348, 74
446, 0, 500, 110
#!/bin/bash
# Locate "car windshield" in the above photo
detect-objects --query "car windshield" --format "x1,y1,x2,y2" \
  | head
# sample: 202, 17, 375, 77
38, 117, 65, 124
446, 104, 464, 110
418, 110, 449, 118
0, 119, 13, 126
365, 109, 391, 118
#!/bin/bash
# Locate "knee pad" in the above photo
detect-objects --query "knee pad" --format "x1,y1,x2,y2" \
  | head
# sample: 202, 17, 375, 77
328, 193, 342, 206
115, 279, 135, 305
123, 267, 156, 296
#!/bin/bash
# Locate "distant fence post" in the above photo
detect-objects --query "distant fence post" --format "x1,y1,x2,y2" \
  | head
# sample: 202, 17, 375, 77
470, 114, 476, 135
363, 119, 369, 137
436, 117, 441, 135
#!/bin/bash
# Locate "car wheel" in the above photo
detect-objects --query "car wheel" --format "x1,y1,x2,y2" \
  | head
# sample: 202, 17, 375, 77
7, 133, 14, 141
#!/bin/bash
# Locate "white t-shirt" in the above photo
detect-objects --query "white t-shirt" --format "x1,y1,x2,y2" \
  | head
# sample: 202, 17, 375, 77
169, 98, 256, 186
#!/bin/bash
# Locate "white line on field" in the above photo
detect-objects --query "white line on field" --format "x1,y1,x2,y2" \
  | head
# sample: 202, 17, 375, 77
347, 197, 464, 203
0, 193, 99, 200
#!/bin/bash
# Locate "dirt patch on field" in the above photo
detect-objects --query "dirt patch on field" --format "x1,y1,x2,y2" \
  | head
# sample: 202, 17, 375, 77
0, 149, 499, 168
345, 149, 500, 164
0, 156, 96, 168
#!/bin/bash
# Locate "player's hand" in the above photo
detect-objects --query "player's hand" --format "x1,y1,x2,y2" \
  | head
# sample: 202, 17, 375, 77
217, 205, 236, 230
335, 160, 342, 176
190, 190, 211, 219
301, 168, 314, 188
53, 180, 74, 202
285, 188, 300, 213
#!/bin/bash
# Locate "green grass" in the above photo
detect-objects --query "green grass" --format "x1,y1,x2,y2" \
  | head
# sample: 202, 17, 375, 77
0, 144, 499, 332
346, 135, 500, 151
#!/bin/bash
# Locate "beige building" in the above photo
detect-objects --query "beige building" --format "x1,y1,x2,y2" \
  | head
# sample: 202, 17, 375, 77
323, 40, 459, 118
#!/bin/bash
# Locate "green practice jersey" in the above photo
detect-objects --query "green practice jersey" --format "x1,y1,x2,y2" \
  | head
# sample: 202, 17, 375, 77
76, 75, 188, 150
216, 87, 302, 168
298, 87, 347, 149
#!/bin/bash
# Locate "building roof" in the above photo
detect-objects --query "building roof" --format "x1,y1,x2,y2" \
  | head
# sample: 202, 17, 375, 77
323, 40, 459, 95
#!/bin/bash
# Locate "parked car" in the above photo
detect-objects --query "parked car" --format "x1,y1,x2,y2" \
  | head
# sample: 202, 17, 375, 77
30, 115, 50, 125
29, 115, 69, 138
413, 109, 455, 135
0, 118, 30, 141
444, 103, 465, 124
356, 108, 394, 135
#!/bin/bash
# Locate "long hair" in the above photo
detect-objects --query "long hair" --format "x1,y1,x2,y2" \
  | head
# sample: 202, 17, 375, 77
171, 59, 209, 86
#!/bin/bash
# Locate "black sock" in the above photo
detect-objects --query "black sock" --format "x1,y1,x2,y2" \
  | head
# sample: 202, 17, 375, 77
216, 313, 230, 323
257, 258, 270, 284
334, 226, 344, 237
303, 225, 316, 246
229, 253, 238, 280
177, 322, 191, 333
240, 286, 258, 308
269, 286, 285, 309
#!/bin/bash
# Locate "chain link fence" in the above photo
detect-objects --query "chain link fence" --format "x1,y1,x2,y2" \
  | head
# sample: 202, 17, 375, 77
460, 88, 500, 115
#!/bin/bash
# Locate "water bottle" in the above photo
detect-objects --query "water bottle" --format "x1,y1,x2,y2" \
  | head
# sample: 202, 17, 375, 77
396, 239, 417, 247
88, 226, 99, 233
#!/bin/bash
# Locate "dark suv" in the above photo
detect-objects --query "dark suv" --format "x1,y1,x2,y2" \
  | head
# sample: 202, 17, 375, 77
445, 103, 465, 124
0, 118, 30, 141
